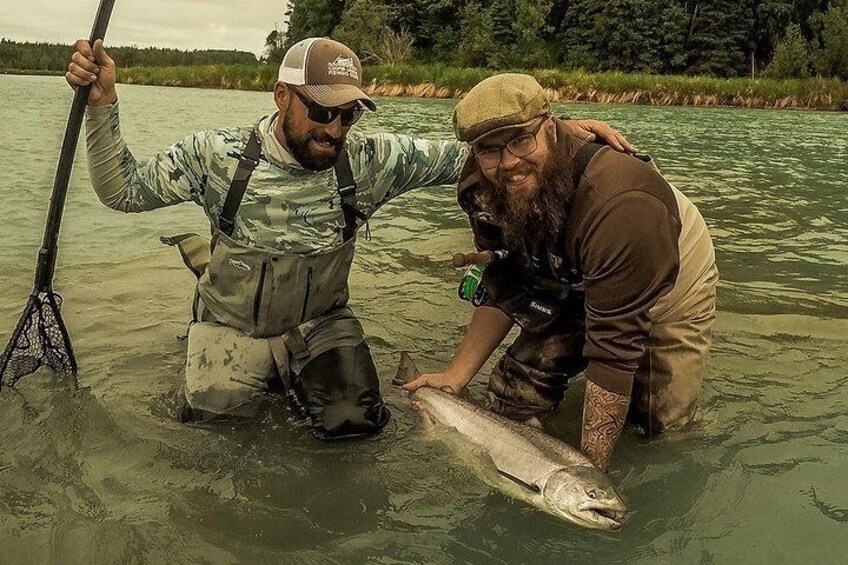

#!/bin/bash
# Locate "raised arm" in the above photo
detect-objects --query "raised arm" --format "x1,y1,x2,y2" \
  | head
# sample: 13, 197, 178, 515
355, 120, 635, 210
353, 133, 468, 208
67, 39, 208, 213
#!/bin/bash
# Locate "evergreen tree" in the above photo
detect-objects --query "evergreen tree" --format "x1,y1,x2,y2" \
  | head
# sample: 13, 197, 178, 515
285, 0, 347, 48
264, 2, 294, 63
685, 0, 755, 77
811, 1, 848, 79
410, 0, 467, 60
456, 1, 496, 67
752, 0, 794, 71
557, 0, 687, 73
332, 0, 390, 61
557, 0, 604, 69
265, 29, 287, 64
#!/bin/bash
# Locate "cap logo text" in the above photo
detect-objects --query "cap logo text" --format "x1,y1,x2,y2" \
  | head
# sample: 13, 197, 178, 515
327, 55, 358, 80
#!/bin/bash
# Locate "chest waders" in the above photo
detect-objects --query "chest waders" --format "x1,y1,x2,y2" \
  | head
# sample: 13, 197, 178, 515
469, 142, 604, 334
468, 145, 716, 432
163, 130, 390, 438
161, 129, 361, 337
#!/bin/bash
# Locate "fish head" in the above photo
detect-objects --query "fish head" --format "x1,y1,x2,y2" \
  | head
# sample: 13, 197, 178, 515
542, 466, 627, 530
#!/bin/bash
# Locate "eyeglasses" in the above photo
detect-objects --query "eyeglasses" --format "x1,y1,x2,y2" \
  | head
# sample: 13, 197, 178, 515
473, 117, 549, 170
293, 90, 365, 127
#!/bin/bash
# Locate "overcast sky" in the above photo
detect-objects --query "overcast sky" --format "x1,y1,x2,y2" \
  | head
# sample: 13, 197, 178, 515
1, 0, 291, 56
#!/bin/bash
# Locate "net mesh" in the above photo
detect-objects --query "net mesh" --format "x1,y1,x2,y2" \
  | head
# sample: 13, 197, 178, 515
0, 292, 76, 389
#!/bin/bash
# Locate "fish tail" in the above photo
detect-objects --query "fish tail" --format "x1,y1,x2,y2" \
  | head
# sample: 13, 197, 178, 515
391, 352, 421, 386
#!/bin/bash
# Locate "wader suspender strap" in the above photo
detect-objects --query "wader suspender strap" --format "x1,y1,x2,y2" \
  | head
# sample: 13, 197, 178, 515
544, 141, 603, 285
219, 128, 262, 237
334, 147, 366, 242
572, 142, 603, 185
268, 331, 310, 414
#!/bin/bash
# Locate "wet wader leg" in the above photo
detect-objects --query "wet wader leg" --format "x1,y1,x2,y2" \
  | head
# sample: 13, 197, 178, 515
293, 342, 390, 440
487, 313, 587, 422
281, 309, 390, 440
631, 268, 718, 435
183, 321, 277, 420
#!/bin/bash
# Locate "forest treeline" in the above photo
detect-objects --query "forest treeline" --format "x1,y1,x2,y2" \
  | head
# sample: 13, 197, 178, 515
269, 0, 848, 80
0, 38, 258, 72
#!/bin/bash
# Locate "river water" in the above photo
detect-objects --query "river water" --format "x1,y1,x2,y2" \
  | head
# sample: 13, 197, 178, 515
0, 75, 846, 564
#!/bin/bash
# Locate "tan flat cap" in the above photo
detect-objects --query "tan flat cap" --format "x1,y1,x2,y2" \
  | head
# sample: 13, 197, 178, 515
453, 73, 550, 143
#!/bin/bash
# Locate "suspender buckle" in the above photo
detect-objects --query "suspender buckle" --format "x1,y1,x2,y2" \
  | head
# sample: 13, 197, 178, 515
338, 184, 357, 197
218, 217, 235, 235
240, 153, 260, 168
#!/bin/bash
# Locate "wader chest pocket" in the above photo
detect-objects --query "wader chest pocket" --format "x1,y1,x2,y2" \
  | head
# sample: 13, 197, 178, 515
480, 262, 574, 332
198, 233, 287, 337
198, 233, 357, 338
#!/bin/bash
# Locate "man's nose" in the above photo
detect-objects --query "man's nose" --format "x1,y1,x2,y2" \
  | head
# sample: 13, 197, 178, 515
500, 148, 521, 171
323, 116, 343, 138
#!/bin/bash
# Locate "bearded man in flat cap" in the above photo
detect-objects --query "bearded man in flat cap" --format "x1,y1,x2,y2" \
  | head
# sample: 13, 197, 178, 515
405, 74, 718, 470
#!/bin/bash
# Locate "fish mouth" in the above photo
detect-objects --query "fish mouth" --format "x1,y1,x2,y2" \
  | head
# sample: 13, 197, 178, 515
575, 501, 627, 530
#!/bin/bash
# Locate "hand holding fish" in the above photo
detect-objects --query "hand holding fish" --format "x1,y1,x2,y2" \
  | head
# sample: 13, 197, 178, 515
395, 353, 628, 530
401, 370, 464, 394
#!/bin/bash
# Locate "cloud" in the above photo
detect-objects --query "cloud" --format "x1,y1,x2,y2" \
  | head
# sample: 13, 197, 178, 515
0, 0, 289, 55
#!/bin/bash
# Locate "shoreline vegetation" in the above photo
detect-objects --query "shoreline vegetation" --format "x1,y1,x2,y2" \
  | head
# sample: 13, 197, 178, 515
113, 64, 848, 111
4, 64, 847, 111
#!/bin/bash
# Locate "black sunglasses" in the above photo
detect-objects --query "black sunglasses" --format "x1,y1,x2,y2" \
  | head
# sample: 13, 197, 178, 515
293, 90, 365, 127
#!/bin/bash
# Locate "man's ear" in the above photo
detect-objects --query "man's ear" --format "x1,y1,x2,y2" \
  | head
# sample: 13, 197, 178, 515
274, 83, 290, 111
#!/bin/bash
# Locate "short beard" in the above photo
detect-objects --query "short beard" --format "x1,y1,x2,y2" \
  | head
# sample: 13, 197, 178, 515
282, 106, 344, 171
478, 155, 574, 254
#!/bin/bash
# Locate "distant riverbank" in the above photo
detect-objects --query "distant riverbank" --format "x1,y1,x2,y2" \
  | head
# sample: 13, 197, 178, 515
0, 68, 63, 76
6, 64, 847, 110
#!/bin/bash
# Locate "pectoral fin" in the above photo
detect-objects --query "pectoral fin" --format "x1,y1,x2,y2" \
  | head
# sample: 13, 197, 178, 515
497, 469, 542, 494
392, 352, 421, 386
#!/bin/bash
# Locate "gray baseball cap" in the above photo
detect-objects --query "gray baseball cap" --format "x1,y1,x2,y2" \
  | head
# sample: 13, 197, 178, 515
278, 37, 376, 111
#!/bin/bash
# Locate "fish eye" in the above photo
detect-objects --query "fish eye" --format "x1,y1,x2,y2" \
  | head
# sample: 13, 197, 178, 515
587, 490, 597, 499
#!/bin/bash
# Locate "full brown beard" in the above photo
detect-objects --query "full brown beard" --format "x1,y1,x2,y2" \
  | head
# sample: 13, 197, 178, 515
282, 104, 345, 171
476, 155, 575, 254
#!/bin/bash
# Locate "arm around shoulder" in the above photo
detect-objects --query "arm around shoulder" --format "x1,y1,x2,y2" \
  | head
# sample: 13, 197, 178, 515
359, 133, 470, 205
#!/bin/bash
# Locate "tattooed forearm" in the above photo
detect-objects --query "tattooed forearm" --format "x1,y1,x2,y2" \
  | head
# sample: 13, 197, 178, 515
581, 380, 630, 471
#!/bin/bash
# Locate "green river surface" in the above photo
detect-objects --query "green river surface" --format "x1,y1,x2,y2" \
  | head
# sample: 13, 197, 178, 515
0, 75, 846, 564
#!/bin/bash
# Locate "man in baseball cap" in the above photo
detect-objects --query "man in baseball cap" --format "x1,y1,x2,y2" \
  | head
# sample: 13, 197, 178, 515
405, 73, 718, 474
273, 37, 376, 171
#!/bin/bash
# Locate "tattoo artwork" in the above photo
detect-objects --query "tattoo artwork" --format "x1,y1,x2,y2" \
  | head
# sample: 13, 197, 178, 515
581, 380, 630, 471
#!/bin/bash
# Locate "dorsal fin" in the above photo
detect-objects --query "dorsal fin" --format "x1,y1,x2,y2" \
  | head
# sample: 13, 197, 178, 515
392, 352, 421, 386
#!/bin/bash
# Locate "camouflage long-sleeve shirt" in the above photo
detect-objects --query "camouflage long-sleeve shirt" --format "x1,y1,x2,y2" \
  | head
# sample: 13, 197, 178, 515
85, 102, 468, 253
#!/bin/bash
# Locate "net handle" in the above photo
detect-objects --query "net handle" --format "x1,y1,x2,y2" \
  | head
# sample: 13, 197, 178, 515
34, 0, 117, 292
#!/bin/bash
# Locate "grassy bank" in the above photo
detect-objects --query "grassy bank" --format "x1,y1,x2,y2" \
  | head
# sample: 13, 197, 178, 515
1, 68, 64, 76
114, 64, 848, 110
